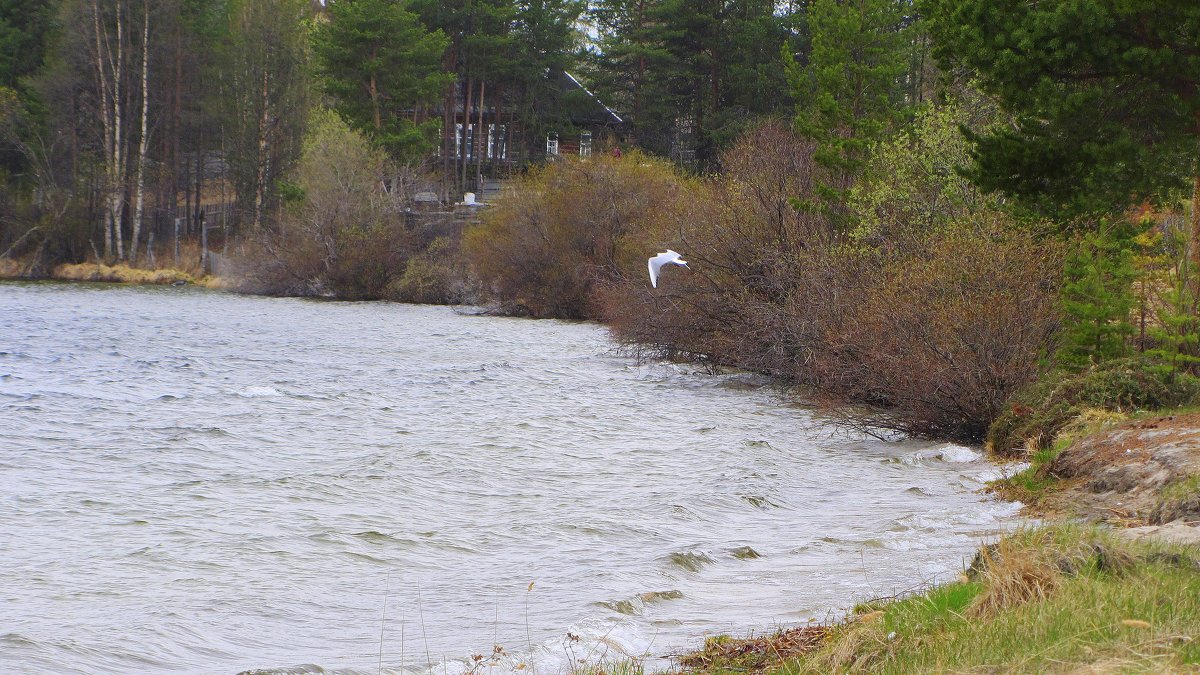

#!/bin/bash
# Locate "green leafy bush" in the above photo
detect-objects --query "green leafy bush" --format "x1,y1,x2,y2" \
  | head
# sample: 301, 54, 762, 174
988, 357, 1200, 455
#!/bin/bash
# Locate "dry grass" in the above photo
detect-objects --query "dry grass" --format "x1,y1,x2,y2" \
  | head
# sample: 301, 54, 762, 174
676, 626, 829, 673
0, 256, 22, 278
967, 527, 1133, 617
53, 262, 196, 285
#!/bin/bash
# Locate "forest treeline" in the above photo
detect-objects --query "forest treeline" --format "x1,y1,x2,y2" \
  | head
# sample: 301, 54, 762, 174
3, 1, 1200, 444
0, 0, 808, 277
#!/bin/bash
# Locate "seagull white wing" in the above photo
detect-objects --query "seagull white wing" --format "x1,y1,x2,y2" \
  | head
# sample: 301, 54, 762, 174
648, 250, 687, 288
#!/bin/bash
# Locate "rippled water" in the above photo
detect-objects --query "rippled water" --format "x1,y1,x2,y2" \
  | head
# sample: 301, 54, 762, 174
0, 282, 1021, 674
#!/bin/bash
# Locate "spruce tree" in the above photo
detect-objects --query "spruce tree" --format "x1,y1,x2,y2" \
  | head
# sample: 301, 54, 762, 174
789, 0, 912, 217
1056, 222, 1140, 370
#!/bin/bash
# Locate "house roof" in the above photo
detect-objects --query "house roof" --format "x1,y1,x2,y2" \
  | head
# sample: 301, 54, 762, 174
558, 71, 623, 127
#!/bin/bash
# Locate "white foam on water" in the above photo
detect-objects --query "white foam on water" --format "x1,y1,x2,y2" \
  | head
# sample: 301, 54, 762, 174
235, 385, 282, 398
937, 444, 983, 463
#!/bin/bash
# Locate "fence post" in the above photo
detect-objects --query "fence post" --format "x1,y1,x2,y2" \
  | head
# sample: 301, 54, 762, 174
200, 212, 208, 275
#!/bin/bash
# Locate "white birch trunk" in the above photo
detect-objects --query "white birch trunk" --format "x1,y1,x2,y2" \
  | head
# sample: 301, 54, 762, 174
92, 0, 115, 261
130, 2, 150, 264
111, 1, 126, 260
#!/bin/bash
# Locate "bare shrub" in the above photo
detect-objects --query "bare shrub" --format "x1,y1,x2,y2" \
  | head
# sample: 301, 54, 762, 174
386, 236, 471, 304
599, 121, 840, 374
464, 151, 697, 318
477, 116, 1063, 441
600, 119, 1061, 440
236, 110, 416, 298
815, 222, 1063, 440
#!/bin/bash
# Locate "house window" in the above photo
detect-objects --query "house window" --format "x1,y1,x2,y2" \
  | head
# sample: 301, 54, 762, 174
546, 132, 559, 156
579, 131, 592, 157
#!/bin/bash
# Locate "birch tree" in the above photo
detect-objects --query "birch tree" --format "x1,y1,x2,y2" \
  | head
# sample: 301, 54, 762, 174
130, 0, 149, 262
90, 0, 126, 260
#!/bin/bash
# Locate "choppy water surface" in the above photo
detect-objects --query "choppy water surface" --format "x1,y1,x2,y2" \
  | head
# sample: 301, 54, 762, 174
0, 282, 1021, 674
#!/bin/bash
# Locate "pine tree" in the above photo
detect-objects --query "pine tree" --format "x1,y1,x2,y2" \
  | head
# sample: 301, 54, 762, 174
922, 0, 1200, 233
313, 0, 452, 162
588, 0, 798, 164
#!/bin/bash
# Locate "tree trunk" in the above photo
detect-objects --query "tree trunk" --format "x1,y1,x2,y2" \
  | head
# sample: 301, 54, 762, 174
460, 75, 473, 192
130, 1, 150, 264
369, 48, 381, 131
1191, 169, 1200, 270
475, 79, 485, 191
440, 43, 458, 200
253, 68, 270, 230
112, 0, 126, 261
92, 1, 114, 261
193, 128, 202, 234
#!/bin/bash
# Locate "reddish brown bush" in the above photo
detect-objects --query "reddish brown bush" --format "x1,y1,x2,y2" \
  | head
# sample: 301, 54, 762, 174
478, 118, 1063, 441
814, 224, 1063, 440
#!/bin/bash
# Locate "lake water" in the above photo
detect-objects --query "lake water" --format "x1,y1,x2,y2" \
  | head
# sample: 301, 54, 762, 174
0, 282, 1021, 674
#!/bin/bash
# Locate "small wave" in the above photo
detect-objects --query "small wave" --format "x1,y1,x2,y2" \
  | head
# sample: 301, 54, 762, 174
892, 502, 1023, 532
665, 550, 714, 572
351, 530, 412, 546
895, 451, 934, 466
237, 665, 328, 675
741, 494, 782, 509
818, 536, 884, 549
728, 545, 762, 560
0, 632, 37, 647
715, 373, 770, 390
596, 590, 684, 616
344, 551, 392, 565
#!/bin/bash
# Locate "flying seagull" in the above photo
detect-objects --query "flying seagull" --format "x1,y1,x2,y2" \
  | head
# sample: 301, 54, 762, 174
648, 249, 688, 288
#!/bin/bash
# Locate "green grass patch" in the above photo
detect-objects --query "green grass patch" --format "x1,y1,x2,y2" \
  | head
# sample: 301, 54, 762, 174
879, 581, 982, 638
1162, 475, 1200, 504
1156, 475, 1200, 524
989, 435, 1075, 508
767, 525, 1200, 674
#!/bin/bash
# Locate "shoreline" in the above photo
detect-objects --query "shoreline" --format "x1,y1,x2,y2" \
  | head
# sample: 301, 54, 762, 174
0, 260, 228, 289
673, 414, 1200, 673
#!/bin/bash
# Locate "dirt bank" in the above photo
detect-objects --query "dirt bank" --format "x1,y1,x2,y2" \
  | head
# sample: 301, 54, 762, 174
997, 412, 1200, 547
